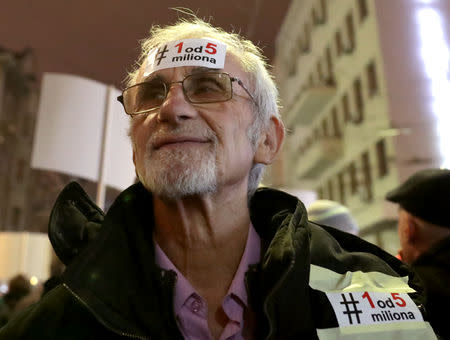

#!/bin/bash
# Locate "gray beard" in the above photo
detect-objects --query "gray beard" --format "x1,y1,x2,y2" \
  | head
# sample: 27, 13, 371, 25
137, 128, 218, 199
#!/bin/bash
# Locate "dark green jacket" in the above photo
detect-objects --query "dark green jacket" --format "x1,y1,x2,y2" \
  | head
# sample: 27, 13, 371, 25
411, 236, 450, 339
0, 183, 436, 339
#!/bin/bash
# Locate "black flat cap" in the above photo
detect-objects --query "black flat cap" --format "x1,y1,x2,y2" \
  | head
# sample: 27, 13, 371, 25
386, 168, 450, 228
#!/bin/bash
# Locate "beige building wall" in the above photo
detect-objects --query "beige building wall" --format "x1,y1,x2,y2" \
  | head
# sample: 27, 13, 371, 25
271, 0, 450, 254
0, 232, 52, 282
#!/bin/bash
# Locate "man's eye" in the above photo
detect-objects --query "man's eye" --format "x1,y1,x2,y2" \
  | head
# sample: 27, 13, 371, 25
134, 84, 165, 110
192, 79, 224, 94
136, 85, 164, 101
141, 84, 165, 98
146, 88, 166, 99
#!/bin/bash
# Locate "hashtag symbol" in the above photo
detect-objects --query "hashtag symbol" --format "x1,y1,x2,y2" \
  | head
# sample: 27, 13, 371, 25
155, 45, 169, 65
339, 293, 363, 324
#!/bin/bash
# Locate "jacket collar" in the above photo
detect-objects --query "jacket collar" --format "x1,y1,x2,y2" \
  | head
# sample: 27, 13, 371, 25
61, 182, 180, 338
55, 183, 310, 338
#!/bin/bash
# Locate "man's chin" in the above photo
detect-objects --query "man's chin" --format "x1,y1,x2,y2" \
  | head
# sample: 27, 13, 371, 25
144, 181, 217, 200
138, 167, 217, 200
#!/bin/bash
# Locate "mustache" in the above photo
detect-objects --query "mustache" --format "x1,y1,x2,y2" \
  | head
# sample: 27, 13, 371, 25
146, 125, 218, 150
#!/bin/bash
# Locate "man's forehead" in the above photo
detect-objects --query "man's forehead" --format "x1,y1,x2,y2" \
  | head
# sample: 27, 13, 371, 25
140, 66, 221, 82
141, 38, 227, 79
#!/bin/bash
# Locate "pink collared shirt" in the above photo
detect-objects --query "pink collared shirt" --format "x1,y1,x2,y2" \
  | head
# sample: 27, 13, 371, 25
155, 224, 261, 340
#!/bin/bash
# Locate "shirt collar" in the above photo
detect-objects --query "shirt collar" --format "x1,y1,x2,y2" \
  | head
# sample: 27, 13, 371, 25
226, 223, 261, 306
154, 242, 196, 314
154, 223, 261, 313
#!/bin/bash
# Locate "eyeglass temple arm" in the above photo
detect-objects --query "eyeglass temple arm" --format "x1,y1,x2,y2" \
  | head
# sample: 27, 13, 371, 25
231, 77, 258, 106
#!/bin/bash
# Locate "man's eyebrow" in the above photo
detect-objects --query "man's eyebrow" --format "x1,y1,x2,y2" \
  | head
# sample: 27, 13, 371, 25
188, 66, 221, 74
140, 67, 221, 83
141, 74, 164, 83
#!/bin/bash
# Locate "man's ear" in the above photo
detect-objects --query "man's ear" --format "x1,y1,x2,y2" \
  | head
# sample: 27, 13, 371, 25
406, 215, 419, 242
254, 116, 285, 165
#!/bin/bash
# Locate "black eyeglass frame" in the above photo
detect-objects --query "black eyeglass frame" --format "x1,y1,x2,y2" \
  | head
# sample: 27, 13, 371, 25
117, 72, 258, 116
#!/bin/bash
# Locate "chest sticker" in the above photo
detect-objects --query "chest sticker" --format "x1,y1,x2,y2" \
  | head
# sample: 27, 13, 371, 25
143, 38, 227, 77
326, 291, 423, 327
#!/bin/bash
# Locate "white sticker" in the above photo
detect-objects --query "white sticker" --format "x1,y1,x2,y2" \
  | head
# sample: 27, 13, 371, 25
326, 291, 423, 327
143, 38, 227, 76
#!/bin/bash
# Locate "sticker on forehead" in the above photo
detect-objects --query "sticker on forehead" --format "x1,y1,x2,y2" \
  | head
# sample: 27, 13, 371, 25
143, 38, 227, 77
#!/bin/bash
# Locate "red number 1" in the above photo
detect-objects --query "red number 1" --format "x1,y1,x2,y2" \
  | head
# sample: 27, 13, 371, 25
362, 291, 375, 308
175, 42, 183, 53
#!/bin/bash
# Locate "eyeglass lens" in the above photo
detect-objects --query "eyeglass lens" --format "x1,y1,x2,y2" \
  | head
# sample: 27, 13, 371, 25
123, 73, 233, 115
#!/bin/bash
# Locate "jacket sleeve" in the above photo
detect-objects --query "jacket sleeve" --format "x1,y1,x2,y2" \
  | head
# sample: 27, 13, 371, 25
0, 285, 109, 340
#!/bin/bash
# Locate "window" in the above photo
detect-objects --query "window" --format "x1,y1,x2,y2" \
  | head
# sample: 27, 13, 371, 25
366, 60, 379, 97
308, 74, 314, 87
376, 139, 389, 178
317, 60, 324, 83
313, 127, 320, 140
322, 118, 329, 137
319, 0, 327, 23
327, 179, 334, 200
345, 12, 355, 52
348, 162, 358, 195
312, 8, 319, 26
361, 152, 373, 202
303, 23, 312, 52
342, 93, 351, 123
338, 172, 346, 204
16, 159, 25, 181
22, 115, 33, 136
288, 50, 297, 76
317, 187, 324, 199
353, 78, 364, 124
325, 46, 335, 85
299, 33, 309, 54
313, 0, 327, 25
335, 31, 343, 57
305, 136, 312, 148
331, 107, 341, 137
357, 0, 369, 22
11, 207, 21, 228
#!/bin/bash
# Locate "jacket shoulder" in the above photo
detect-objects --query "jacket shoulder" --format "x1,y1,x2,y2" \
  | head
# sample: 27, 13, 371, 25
0, 285, 113, 340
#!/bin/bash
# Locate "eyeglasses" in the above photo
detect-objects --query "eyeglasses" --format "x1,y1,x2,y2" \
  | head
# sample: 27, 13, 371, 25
117, 72, 257, 116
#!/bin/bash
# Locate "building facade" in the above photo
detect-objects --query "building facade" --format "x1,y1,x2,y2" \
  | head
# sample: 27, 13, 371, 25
0, 48, 116, 233
272, 0, 450, 253
0, 48, 39, 231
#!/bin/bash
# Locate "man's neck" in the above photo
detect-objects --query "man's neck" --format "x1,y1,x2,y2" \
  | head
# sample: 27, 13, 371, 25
152, 187, 251, 295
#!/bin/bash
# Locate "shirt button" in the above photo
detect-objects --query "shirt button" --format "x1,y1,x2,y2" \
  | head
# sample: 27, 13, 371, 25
191, 299, 202, 313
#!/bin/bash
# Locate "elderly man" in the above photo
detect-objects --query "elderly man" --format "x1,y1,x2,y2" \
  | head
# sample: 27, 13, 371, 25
386, 168, 450, 339
0, 17, 437, 339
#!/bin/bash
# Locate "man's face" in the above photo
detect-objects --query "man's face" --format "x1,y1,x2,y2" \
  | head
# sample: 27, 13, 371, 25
130, 54, 258, 199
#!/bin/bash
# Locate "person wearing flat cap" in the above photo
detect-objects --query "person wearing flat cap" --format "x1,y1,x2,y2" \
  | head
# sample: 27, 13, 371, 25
386, 168, 450, 339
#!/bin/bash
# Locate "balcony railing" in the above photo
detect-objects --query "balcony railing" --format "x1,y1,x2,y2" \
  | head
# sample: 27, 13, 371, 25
285, 81, 336, 129
295, 136, 344, 179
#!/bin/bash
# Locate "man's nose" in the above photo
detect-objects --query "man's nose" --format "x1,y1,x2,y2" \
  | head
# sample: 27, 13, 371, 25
157, 82, 197, 123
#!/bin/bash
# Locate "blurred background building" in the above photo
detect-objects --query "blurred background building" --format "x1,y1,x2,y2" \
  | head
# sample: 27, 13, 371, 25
0, 48, 39, 232
270, 0, 450, 254
0, 48, 106, 233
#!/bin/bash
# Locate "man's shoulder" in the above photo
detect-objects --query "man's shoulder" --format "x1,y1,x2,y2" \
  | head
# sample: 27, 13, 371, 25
0, 285, 107, 340
308, 221, 408, 275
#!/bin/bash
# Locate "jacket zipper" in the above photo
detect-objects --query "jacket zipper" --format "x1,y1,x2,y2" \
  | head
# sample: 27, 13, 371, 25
263, 258, 295, 340
62, 283, 149, 340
